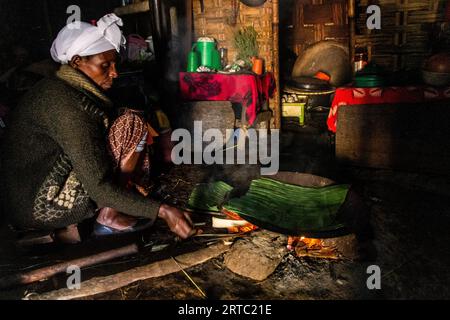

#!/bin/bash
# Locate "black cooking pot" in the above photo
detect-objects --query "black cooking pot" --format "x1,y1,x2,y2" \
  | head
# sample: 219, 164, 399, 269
284, 77, 335, 112
240, 0, 267, 7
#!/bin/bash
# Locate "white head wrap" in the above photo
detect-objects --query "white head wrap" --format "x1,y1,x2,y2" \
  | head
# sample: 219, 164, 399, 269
50, 13, 126, 64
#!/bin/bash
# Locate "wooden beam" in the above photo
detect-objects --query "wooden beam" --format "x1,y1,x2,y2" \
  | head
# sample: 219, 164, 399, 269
27, 243, 230, 300
114, 1, 150, 16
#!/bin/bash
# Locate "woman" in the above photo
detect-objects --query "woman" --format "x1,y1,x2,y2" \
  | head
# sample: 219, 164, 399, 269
0, 14, 195, 242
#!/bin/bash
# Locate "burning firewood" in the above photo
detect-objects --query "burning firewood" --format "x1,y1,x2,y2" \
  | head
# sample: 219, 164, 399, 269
287, 234, 358, 260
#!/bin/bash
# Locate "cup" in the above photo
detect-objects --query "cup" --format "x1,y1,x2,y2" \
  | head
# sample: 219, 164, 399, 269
219, 48, 228, 68
252, 57, 264, 75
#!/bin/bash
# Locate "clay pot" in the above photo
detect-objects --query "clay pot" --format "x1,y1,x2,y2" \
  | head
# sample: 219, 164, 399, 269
424, 53, 450, 73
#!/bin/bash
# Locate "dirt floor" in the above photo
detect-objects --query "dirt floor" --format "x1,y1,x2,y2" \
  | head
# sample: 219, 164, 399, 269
1, 112, 450, 300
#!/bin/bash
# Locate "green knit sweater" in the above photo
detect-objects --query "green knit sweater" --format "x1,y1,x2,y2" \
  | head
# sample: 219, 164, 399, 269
0, 65, 161, 230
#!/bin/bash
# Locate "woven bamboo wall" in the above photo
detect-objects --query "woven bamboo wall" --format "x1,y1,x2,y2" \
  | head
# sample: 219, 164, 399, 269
287, 0, 349, 57
192, 0, 275, 71
355, 0, 449, 71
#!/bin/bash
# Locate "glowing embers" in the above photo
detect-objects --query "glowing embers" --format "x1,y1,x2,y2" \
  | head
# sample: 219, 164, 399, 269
287, 235, 358, 260
287, 236, 337, 259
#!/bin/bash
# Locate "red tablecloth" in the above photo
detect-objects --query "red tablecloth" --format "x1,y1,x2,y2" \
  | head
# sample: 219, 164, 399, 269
179, 72, 275, 126
327, 86, 450, 133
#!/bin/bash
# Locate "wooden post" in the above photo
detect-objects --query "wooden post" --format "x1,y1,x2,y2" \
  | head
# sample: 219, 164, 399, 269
348, 0, 356, 76
149, 0, 165, 66
170, 6, 179, 37
184, 0, 193, 65
272, 0, 281, 129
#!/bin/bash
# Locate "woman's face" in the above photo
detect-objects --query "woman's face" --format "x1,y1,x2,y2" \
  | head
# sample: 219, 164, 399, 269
70, 50, 118, 90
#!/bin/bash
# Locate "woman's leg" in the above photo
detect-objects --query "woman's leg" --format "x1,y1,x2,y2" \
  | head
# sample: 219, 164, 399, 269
95, 109, 150, 231
95, 151, 143, 230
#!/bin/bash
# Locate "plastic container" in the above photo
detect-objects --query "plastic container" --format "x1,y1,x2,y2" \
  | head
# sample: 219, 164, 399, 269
252, 58, 264, 75
193, 37, 221, 70
282, 102, 305, 126
187, 50, 200, 72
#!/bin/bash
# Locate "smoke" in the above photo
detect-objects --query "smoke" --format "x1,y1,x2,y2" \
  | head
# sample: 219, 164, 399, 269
164, 35, 183, 82
164, 6, 187, 82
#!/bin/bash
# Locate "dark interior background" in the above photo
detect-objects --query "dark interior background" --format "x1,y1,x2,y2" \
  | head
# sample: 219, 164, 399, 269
0, 0, 123, 73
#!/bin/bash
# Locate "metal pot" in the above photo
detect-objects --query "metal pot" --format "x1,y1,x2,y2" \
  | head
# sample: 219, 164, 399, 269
240, 0, 267, 7
284, 77, 335, 112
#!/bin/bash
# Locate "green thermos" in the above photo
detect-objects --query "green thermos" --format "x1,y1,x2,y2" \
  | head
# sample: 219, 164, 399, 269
187, 50, 199, 72
192, 37, 221, 70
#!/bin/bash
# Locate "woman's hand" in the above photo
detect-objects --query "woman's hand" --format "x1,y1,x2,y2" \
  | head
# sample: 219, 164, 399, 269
157, 204, 198, 239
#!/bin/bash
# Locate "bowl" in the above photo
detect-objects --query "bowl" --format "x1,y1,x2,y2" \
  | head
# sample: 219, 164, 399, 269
240, 0, 267, 7
422, 70, 450, 87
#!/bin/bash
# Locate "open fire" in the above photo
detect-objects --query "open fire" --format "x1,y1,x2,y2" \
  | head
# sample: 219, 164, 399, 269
287, 236, 339, 259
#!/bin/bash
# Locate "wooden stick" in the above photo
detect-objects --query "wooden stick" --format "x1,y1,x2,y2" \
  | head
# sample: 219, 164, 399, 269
171, 257, 207, 299
348, 0, 356, 76
272, 0, 281, 129
27, 243, 230, 300
192, 233, 245, 237
0, 244, 139, 290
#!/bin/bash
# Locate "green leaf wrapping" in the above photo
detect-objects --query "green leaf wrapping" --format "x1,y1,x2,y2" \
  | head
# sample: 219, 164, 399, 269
187, 181, 234, 212
223, 178, 350, 233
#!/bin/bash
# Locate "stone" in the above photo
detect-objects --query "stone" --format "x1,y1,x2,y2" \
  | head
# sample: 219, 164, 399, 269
224, 230, 288, 281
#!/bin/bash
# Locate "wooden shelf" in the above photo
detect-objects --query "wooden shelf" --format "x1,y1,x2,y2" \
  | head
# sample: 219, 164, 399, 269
114, 1, 150, 16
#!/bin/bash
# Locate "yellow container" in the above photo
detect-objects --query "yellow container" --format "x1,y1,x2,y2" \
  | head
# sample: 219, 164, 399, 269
282, 102, 305, 126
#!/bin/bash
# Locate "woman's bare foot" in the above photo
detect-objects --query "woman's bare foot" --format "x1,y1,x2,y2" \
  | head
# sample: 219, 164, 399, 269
96, 207, 137, 231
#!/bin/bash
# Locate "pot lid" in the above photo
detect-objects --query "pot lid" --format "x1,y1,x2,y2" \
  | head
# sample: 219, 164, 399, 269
197, 37, 215, 42
291, 40, 351, 87
286, 76, 333, 91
